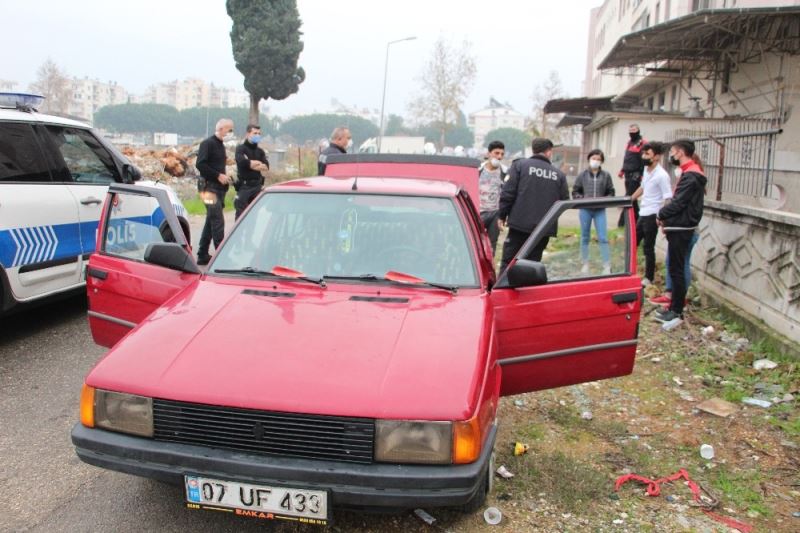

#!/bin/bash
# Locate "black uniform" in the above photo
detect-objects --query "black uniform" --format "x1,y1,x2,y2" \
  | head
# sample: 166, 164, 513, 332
195, 135, 229, 261
317, 143, 346, 175
497, 154, 569, 271
619, 134, 646, 226
234, 140, 269, 220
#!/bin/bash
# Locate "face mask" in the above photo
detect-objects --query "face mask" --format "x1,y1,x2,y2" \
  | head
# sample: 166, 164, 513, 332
489, 157, 501, 168
223, 132, 235, 142
629, 131, 640, 141
669, 155, 681, 166
673, 167, 683, 179
346, 139, 353, 150
250, 134, 262, 144
641, 157, 652, 167
589, 160, 601, 170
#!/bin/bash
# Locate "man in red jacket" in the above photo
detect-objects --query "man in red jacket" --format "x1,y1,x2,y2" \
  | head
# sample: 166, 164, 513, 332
654, 139, 707, 328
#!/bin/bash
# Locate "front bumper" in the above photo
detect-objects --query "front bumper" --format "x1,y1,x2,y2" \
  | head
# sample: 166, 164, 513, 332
71, 423, 496, 509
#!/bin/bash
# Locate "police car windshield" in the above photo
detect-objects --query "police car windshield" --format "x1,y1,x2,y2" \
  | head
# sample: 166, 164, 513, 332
210, 192, 478, 287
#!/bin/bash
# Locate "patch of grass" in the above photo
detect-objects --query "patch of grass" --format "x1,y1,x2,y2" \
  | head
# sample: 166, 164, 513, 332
710, 468, 769, 517
769, 415, 800, 437
517, 422, 546, 442
503, 450, 608, 511
183, 189, 236, 215
586, 419, 629, 442
543, 405, 582, 429
722, 384, 746, 403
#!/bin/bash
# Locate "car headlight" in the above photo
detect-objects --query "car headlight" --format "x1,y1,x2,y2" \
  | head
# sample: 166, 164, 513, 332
374, 420, 452, 464
81, 385, 153, 437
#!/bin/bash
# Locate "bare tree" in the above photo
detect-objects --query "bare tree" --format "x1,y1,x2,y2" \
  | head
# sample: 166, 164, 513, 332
530, 70, 565, 142
409, 38, 476, 148
29, 59, 71, 114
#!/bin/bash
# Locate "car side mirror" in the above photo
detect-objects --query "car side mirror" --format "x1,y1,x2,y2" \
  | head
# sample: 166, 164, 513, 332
507, 259, 547, 288
122, 163, 142, 184
144, 243, 200, 274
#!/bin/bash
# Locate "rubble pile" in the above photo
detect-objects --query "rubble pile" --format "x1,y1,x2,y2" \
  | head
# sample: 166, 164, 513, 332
120, 144, 237, 182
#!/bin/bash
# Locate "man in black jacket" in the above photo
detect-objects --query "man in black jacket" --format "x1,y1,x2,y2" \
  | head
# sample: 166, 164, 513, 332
317, 127, 351, 175
497, 138, 569, 272
234, 124, 269, 220
196, 118, 234, 265
655, 139, 707, 327
618, 124, 646, 226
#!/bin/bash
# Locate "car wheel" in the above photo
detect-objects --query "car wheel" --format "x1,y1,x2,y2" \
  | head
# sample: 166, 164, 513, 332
459, 451, 494, 513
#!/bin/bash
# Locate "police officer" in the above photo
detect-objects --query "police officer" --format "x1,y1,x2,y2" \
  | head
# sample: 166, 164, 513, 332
196, 118, 234, 265
618, 123, 646, 226
497, 137, 569, 272
317, 127, 352, 175
234, 124, 269, 220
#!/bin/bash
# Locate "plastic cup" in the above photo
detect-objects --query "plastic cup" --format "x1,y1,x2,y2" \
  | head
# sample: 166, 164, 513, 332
483, 506, 502, 525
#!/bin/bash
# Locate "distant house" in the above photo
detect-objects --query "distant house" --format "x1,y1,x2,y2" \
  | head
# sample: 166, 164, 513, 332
468, 98, 525, 149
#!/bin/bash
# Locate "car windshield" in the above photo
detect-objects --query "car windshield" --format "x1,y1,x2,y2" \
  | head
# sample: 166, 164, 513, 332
211, 192, 478, 287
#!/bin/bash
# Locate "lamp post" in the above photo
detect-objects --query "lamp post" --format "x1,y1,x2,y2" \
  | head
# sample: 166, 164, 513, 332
377, 36, 416, 153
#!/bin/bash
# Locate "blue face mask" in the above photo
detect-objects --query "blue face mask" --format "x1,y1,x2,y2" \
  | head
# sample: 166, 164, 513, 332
250, 134, 262, 144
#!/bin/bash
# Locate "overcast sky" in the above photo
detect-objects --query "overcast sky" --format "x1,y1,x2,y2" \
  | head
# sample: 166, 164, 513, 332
1, 0, 599, 119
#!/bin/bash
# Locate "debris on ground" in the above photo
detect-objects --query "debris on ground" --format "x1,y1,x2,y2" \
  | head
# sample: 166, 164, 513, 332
742, 397, 773, 408
753, 358, 779, 370
514, 442, 529, 456
483, 507, 502, 525
495, 465, 515, 479
412, 508, 436, 526
696, 397, 738, 418
700, 444, 715, 460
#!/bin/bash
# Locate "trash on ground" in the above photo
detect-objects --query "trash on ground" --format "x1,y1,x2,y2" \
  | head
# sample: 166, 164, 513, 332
514, 442, 529, 456
700, 444, 715, 460
742, 397, 772, 408
581, 410, 593, 420
672, 376, 684, 386
753, 359, 778, 370
483, 506, 502, 525
513, 399, 525, 407
701, 325, 715, 336
495, 465, 515, 479
696, 397, 738, 418
413, 508, 436, 525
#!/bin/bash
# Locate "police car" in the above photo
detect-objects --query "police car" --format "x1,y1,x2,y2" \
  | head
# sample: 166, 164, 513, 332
0, 93, 189, 315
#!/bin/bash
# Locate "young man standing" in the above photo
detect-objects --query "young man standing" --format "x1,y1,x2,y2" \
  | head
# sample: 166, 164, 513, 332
618, 124, 646, 226
632, 142, 672, 286
234, 124, 269, 220
478, 140, 506, 255
497, 138, 569, 272
655, 139, 707, 328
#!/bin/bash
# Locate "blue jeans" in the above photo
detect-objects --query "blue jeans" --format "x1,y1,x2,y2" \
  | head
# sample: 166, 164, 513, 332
579, 208, 609, 263
665, 231, 698, 292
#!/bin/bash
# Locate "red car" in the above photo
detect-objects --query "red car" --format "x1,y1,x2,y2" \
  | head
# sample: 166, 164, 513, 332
72, 154, 641, 526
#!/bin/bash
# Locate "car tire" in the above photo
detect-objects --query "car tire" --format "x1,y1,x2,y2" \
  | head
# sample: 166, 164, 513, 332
459, 451, 494, 513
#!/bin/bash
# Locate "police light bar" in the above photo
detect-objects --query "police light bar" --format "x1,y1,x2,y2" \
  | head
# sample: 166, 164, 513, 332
0, 92, 45, 110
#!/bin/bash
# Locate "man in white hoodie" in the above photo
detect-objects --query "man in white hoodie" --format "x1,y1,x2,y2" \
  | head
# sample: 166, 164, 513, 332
478, 140, 507, 255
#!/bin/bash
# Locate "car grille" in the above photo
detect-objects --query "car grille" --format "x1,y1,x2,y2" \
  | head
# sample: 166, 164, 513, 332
152, 399, 375, 464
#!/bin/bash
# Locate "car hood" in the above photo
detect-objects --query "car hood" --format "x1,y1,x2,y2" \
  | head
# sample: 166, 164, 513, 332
87, 279, 491, 420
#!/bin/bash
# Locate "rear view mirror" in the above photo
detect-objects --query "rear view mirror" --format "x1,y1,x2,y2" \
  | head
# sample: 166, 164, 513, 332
507, 259, 547, 288
144, 243, 200, 274
122, 163, 142, 183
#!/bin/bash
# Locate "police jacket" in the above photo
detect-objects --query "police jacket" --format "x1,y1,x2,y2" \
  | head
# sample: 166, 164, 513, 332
621, 137, 646, 176
317, 143, 346, 175
498, 154, 569, 235
196, 135, 229, 194
235, 140, 269, 188
657, 161, 707, 231
572, 168, 614, 199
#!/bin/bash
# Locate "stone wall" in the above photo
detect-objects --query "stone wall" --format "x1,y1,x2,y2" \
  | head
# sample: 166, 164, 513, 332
690, 201, 800, 343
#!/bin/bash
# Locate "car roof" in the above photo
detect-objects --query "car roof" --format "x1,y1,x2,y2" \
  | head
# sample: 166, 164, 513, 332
269, 176, 461, 198
0, 107, 91, 129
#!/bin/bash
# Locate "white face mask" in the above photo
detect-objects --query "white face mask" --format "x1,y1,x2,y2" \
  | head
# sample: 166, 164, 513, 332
673, 167, 683, 178
346, 139, 353, 150
589, 160, 602, 170
223, 132, 235, 142
489, 157, 501, 168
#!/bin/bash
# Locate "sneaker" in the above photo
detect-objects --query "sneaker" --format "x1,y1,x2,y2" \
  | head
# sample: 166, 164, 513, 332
662, 315, 684, 331
649, 294, 671, 304
641, 278, 652, 287
654, 308, 682, 323
581, 263, 590, 275
197, 254, 212, 266
602, 264, 611, 275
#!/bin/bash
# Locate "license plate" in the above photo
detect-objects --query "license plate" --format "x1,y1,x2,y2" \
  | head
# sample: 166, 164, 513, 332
185, 475, 329, 526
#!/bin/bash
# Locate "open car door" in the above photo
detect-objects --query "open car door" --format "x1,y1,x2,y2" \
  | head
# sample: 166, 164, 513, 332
491, 197, 641, 396
86, 184, 200, 348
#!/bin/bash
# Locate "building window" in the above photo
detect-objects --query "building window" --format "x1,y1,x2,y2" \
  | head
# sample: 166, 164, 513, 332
692, 0, 711, 11
658, 91, 666, 111
671, 85, 677, 110
655, 2, 660, 24
632, 10, 650, 31
647, 96, 655, 110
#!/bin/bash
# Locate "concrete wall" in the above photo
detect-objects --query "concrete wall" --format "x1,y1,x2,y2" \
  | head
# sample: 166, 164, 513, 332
690, 201, 800, 343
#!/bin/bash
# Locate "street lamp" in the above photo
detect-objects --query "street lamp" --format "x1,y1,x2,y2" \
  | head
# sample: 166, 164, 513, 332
378, 36, 416, 153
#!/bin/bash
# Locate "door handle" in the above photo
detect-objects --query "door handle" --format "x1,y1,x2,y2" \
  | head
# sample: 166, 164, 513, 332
87, 267, 108, 280
612, 292, 638, 304
80, 197, 102, 205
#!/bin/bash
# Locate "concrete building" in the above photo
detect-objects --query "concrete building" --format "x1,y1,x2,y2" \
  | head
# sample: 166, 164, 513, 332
0, 80, 18, 92
468, 98, 526, 149
68, 78, 128, 121
141, 78, 250, 110
550, 1, 800, 345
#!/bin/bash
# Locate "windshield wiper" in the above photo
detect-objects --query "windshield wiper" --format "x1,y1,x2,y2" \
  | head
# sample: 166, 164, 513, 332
323, 271, 457, 294
214, 266, 326, 287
